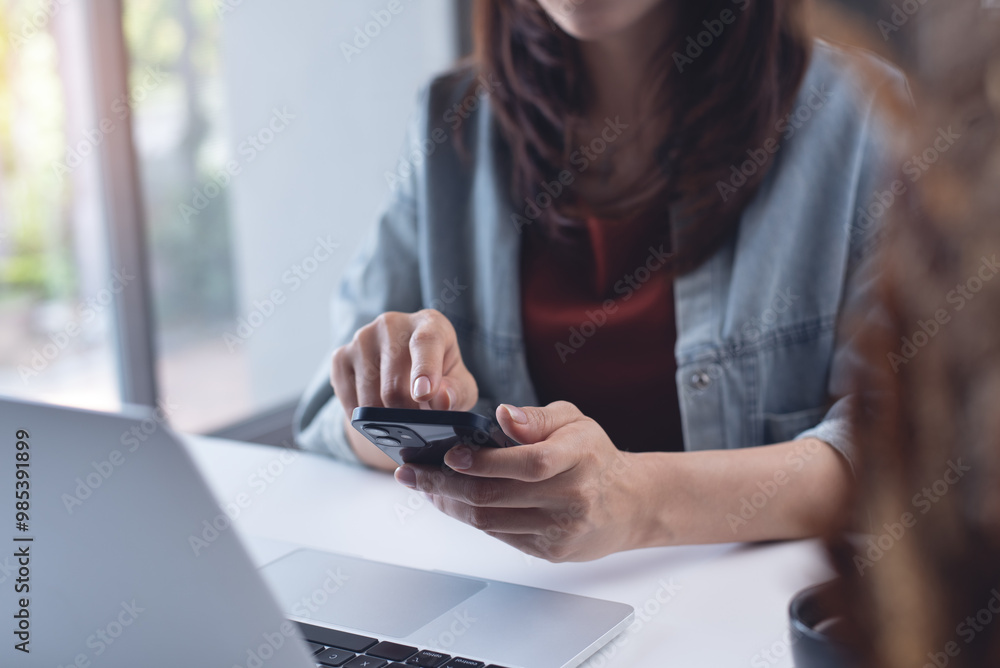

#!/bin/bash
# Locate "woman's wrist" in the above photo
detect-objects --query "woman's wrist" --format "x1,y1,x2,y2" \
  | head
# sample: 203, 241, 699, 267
343, 419, 396, 471
625, 451, 683, 550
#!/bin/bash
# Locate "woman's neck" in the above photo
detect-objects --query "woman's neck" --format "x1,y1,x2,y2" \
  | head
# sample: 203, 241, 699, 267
577, 5, 669, 124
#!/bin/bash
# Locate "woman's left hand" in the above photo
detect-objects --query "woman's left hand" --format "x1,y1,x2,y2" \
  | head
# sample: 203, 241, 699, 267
394, 401, 652, 562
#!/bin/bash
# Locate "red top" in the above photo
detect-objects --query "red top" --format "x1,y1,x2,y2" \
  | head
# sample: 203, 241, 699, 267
520, 216, 685, 453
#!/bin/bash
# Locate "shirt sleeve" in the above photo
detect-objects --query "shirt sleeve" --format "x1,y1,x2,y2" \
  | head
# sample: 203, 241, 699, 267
795, 69, 912, 475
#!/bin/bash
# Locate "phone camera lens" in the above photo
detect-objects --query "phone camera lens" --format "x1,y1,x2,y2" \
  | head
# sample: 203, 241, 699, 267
364, 426, 390, 437
375, 436, 401, 447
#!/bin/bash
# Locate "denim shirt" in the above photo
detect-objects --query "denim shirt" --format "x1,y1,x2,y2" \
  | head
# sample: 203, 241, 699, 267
294, 40, 906, 469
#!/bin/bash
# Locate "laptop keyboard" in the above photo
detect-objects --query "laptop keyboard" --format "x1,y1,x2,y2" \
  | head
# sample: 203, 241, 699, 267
296, 621, 510, 668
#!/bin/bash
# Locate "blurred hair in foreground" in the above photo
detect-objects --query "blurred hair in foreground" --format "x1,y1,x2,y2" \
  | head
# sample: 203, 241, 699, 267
824, 0, 1000, 666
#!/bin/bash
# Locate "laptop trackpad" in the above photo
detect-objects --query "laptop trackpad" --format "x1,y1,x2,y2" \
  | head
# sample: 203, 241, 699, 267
260, 549, 487, 638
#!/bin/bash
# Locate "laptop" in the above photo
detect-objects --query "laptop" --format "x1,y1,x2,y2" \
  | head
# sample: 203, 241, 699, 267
0, 396, 633, 668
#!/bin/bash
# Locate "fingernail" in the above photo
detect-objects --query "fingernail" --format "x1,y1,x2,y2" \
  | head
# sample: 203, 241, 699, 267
503, 404, 528, 424
412, 375, 431, 400
395, 466, 416, 489
446, 445, 472, 470
445, 387, 456, 410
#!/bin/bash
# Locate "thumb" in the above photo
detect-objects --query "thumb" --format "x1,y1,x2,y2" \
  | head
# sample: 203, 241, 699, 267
496, 401, 583, 444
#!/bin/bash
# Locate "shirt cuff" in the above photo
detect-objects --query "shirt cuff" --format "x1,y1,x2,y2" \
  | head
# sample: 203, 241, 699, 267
293, 394, 363, 467
795, 397, 856, 476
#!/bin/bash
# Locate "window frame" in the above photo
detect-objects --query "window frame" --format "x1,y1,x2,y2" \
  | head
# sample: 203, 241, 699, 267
86, 0, 159, 408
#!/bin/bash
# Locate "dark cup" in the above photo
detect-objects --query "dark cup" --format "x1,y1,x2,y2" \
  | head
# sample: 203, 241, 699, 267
789, 581, 858, 668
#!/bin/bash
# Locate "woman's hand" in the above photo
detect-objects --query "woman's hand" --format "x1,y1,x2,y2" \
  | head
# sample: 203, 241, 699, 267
330, 309, 478, 468
395, 401, 651, 562
394, 401, 854, 557
331, 309, 478, 413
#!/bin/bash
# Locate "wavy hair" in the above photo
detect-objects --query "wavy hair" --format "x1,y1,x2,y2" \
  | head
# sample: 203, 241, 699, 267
473, 0, 810, 274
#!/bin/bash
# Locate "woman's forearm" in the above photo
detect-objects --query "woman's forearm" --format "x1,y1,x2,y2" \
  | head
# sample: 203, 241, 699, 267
344, 421, 397, 471
633, 438, 853, 547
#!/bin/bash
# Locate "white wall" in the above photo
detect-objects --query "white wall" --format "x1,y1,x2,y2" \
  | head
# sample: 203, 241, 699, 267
218, 1, 457, 411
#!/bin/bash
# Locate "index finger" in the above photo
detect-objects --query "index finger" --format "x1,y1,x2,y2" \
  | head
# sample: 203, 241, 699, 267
408, 311, 451, 402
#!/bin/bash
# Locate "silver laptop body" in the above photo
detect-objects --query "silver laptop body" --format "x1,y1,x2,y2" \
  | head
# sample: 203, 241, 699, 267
0, 397, 633, 668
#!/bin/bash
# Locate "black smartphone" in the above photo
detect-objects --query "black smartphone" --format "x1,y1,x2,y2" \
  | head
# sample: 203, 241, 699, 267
350, 406, 519, 466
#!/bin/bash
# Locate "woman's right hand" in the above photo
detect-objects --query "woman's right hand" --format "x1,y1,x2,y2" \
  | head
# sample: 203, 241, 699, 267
330, 309, 479, 467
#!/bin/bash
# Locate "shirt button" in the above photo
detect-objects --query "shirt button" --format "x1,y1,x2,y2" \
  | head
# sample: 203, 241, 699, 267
690, 370, 712, 390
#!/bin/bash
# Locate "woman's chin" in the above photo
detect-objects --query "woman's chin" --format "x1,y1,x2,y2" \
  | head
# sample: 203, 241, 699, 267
541, 0, 664, 42
556, 21, 621, 42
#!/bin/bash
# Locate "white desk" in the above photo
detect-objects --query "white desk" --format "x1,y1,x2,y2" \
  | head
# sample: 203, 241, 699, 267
183, 435, 832, 668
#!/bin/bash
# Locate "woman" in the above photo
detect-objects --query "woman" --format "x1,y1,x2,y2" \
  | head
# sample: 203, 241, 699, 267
296, 0, 906, 561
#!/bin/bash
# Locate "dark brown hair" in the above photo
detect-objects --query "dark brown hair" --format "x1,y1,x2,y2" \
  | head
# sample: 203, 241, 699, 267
472, 0, 810, 274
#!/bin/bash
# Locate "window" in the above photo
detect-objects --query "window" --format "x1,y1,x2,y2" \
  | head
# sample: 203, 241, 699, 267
0, 0, 121, 412
1, 0, 461, 438
122, 0, 243, 432
123, 0, 460, 433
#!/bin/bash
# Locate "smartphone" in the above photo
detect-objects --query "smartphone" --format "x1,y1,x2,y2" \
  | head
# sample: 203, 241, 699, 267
350, 406, 519, 467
